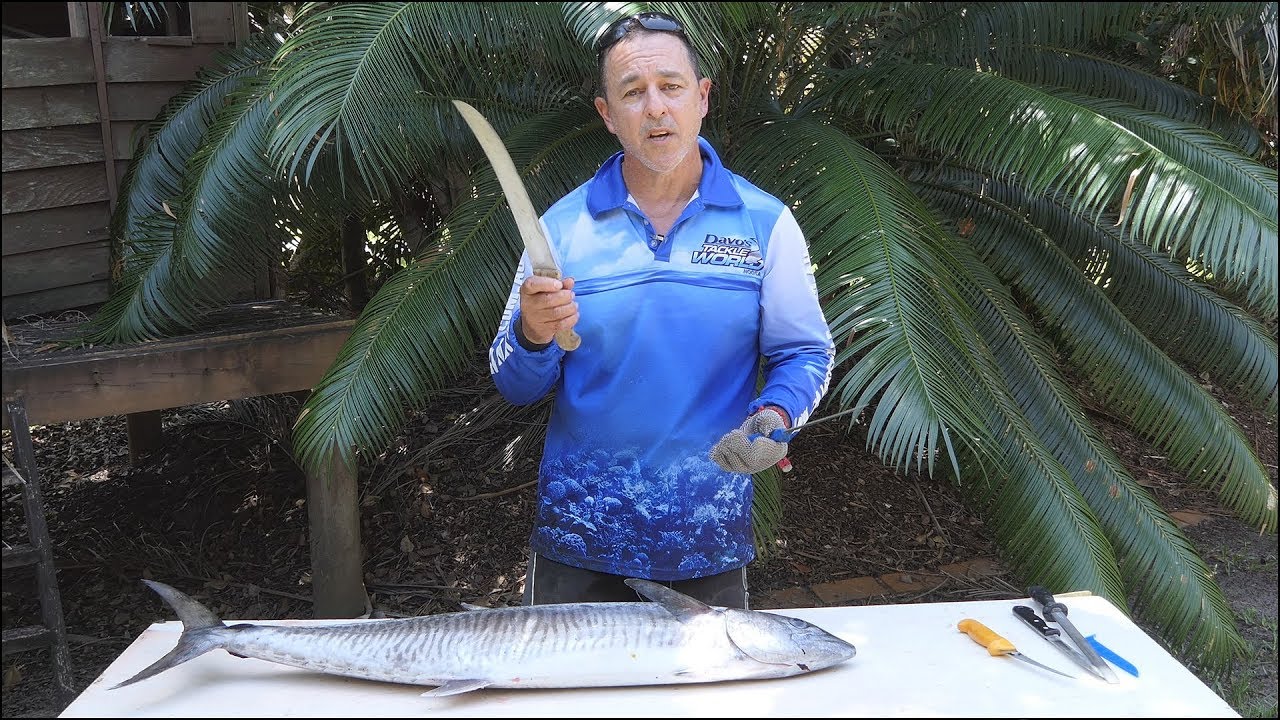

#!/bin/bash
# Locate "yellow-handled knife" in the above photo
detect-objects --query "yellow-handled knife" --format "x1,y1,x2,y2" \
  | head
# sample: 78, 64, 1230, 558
958, 618, 1077, 679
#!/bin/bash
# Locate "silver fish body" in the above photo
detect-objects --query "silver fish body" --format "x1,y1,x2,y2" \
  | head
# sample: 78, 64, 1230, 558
115, 578, 855, 696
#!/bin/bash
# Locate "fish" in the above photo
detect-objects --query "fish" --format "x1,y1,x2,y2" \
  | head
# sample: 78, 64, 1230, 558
113, 577, 856, 696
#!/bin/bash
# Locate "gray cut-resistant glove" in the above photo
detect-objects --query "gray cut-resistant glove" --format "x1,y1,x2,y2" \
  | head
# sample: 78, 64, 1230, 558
710, 408, 789, 474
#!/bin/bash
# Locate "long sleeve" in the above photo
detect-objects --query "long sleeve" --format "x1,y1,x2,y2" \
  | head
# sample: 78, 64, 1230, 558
750, 206, 835, 426
489, 256, 564, 406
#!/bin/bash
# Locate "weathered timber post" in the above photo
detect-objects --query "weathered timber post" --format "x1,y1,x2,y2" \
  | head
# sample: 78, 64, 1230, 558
305, 443, 366, 618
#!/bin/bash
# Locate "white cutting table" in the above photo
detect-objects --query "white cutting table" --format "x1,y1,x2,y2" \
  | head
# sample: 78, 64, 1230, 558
59, 593, 1238, 718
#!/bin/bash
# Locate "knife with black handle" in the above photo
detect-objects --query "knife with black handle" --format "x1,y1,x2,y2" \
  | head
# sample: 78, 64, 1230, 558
1028, 586, 1120, 684
1012, 605, 1106, 680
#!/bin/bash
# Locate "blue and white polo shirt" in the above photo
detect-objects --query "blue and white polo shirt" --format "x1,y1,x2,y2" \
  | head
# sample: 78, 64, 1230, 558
490, 137, 834, 581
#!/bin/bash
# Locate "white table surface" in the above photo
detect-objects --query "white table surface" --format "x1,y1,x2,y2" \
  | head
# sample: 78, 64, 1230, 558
59, 593, 1239, 718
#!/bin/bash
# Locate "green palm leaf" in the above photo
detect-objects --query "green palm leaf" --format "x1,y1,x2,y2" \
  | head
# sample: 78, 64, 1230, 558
914, 175, 1277, 530
986, 45, 1263, 154
831, 62, 1277, 314
295, 103, 614, 476
80, 53, 283, 344
731, 115, 995, 476
732, 115, 1124, 602
268, 2, 586, 200
873, 2, 1147, 64
1057, 91, 1277, 313
943, 166, 1277, 414
954, 244, 1245, 670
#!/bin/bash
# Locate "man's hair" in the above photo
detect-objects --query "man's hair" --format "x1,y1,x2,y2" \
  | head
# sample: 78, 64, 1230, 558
595, 14, 703, 98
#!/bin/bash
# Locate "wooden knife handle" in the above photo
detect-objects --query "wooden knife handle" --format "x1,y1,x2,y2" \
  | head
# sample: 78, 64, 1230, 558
533, 268, 581, 351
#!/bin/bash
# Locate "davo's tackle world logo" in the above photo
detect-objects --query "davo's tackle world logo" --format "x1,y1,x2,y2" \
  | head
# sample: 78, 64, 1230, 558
690, 233, 763, 273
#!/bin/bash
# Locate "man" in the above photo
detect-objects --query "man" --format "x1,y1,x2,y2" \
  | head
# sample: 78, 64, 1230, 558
489, 12, 834, 608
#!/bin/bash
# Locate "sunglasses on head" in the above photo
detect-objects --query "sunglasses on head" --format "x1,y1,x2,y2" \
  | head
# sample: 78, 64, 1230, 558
594, 11, 688, 60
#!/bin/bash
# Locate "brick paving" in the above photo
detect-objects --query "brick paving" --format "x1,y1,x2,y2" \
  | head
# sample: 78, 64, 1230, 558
754, 556, 1006, 609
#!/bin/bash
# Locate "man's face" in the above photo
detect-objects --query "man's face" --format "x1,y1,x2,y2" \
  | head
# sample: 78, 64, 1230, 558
594, 32, 711, 175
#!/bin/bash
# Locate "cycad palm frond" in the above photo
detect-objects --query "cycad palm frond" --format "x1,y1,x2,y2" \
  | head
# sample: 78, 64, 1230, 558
832, 62, 1277, 315
946, 167, 1277, 414
954, 274, 1127, 605
111, 36, 277, 248
75, 36, 275, 344
731, 116, 996, 476
914, 176, 1277, 530
873, 2, 1145, 64
79, 49, 282, 345
986, 44, 1264, 154
295, 103, 615, 475
734, 115, 1126, 606
1056, 91, 1278, 313
954, 245, 1245, 670
268, 2, 586, 199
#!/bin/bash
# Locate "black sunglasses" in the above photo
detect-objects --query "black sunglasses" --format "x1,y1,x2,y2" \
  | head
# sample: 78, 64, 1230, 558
594, 11, 688, 60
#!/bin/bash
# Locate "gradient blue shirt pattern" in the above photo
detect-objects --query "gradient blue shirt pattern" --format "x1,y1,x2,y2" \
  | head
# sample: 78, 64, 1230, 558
490, 138, 834, 581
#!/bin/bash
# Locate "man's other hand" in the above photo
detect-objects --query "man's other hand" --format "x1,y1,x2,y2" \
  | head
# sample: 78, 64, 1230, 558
710, 407, 790, 474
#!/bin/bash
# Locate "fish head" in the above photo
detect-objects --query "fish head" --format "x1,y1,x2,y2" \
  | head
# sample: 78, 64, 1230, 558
721, 608, 856, 672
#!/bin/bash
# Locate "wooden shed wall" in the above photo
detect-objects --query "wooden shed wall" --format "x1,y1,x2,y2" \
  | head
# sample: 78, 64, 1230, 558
2, 2, 248, 320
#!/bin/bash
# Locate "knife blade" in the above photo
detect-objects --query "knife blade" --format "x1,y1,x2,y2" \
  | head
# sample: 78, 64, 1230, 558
957, 618, 1077, 679
1012, 605, 1107, 681
452, 100, 581, 351
1028, 586, 1120, 684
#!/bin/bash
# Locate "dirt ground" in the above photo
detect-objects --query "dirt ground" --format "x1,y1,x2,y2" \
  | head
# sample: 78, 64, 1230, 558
3, 361, 1276, 717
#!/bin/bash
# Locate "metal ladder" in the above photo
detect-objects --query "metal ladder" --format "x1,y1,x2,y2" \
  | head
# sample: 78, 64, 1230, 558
3, 393, 74, 700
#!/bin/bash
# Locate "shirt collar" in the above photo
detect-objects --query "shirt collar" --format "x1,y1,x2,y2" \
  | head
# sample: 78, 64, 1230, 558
586, 136, 742, 217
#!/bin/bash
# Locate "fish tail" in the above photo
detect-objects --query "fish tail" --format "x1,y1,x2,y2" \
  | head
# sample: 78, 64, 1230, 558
110, 580, 229, 689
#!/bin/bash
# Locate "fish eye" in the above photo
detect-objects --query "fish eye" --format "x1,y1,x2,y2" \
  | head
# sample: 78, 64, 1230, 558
787, 617, 808, 628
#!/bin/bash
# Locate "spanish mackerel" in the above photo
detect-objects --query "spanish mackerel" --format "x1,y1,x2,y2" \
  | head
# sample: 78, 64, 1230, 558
114, 578, 855, 696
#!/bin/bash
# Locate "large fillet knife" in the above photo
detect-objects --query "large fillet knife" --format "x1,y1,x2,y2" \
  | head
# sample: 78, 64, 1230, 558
452, 100, 581, 351
1028, 586, 1120, 684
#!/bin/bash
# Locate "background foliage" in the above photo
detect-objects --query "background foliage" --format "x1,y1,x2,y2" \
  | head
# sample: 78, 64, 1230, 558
81, 2, 1277, 673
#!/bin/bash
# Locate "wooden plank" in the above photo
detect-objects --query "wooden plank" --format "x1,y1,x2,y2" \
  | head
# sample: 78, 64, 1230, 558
2, 164, 108, 214
114, 161, 130, 196
68, 2, 91, 38
107, 81, 187, 122
1, 280, 110, 321
2, 82, 185, 132
88, 0, 120, 217
2, 85, 99, 130
2, 240, 112, 296
233, 2, 250, 44
104, 39, 222, 83
110, 120, 147, 161
2, 38, 96, 89
1, 203, 110, 255
2, 126, 104, 172
189, 2, 236, 44
1, 318, 356, 426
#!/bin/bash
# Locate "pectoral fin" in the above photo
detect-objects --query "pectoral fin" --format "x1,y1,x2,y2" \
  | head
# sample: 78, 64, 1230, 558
723, 609, 796, 665
421, 679, 492, 697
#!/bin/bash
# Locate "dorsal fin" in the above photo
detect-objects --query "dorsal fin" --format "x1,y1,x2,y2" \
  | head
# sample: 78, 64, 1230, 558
624, 578, 714, 622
